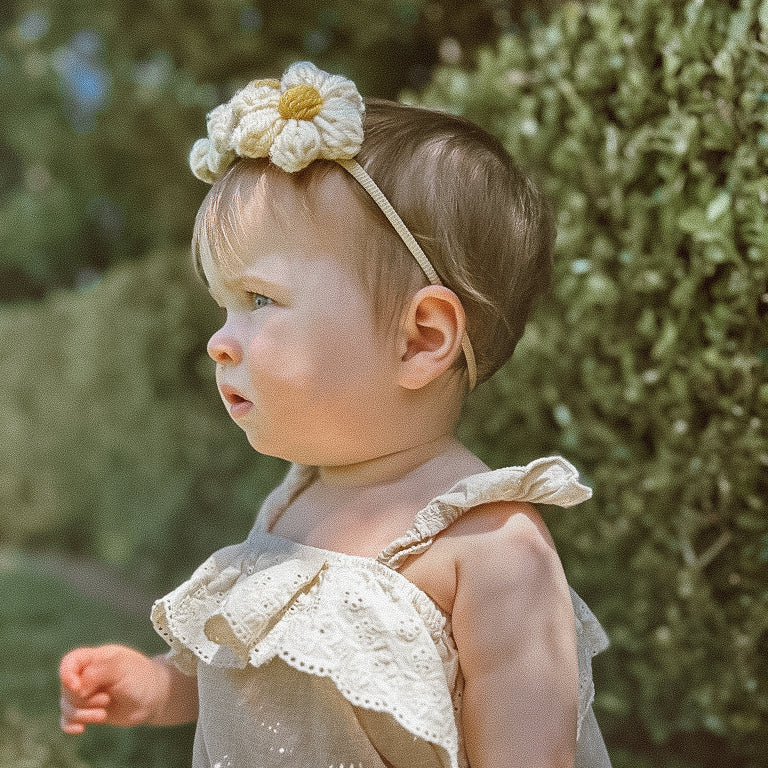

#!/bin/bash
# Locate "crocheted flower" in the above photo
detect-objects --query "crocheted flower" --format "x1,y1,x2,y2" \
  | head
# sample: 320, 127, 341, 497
190, 62, 365, 182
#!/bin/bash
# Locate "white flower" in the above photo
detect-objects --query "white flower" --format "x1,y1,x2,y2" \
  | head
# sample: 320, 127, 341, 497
190, 62, 364, 181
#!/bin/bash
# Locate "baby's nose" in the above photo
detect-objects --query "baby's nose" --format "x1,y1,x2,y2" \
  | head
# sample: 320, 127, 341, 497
207, 328, 243, 365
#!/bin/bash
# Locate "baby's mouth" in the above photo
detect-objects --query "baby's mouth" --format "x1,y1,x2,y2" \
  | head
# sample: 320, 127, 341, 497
219, 385, 253, 417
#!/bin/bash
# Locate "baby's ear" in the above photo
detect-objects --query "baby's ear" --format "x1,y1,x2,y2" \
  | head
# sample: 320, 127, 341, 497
397, 286, 466, 390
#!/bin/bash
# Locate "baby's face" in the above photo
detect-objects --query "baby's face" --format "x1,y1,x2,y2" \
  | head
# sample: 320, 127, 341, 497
203, 176, 404, 467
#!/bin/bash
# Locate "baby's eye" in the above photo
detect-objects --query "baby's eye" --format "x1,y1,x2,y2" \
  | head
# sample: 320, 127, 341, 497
247, 292, 273, 310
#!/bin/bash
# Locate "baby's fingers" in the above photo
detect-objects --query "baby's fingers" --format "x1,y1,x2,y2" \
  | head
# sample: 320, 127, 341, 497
59, 646, 119, 697
59, 692, 110, 734
59, 648, 97, 694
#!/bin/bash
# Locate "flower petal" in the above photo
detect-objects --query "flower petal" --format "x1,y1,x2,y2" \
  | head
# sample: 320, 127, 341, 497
312, 100, 363, 157
281, 61, 327, 91
230, 81, 281, 116
207, 103, 237, 154
317, 97, 364, 133
270, 121, 322, 172
231, 108, 284, 159
315, 74, 362, 104
190, 138, 236, 183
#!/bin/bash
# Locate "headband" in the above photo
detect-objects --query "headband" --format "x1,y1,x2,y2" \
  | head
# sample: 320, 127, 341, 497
190, 61, 478, 390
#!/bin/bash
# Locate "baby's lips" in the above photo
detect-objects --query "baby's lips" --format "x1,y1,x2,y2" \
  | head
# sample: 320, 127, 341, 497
218, 384, 254, 417
218, 384, 251, 406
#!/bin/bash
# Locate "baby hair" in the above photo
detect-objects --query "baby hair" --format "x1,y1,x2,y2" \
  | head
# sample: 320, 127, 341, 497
356, 99, 555, 382
193, 95, 554, 384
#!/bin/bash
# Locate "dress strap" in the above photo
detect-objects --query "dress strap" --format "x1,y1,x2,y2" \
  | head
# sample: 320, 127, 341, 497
377, 456, 592, 570
251, 463, 317, 534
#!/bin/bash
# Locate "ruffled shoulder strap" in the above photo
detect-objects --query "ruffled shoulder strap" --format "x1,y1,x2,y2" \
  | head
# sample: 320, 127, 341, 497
375, 455, 608, 746
377, 455, 609, 746
377, 455, 592, 569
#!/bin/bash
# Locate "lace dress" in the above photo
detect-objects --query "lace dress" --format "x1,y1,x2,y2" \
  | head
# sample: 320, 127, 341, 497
152, 456, 612, 768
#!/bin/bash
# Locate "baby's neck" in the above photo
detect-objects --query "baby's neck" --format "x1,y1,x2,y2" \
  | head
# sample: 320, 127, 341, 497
314, 435, 472, 489
270, 436, 488, 558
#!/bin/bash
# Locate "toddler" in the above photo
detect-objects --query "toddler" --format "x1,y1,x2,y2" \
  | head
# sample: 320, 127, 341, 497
59, 62, 611, 768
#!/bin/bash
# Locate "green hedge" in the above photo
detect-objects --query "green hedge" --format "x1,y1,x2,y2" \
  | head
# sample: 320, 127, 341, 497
412, 1, 767, 766
1, 0, 542, 299
0, 552, 195, 767
2, 0, 436, 296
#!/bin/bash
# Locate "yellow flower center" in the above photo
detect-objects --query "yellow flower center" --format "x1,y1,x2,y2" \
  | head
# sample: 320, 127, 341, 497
278, 84, 323, 121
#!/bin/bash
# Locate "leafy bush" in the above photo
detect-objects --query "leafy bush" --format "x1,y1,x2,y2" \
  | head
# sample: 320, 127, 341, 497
1, 0, 431, 296
0, 0, 547, 299
2, 2, 766, 767
412, 1, 767, 766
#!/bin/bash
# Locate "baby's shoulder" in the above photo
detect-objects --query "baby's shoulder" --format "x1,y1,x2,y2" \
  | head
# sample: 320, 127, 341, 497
448, 500, 564, 591
400, 499, 561, 615
446, 498, 550, 543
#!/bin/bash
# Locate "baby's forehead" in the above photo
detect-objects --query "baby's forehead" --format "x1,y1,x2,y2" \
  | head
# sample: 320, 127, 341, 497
196, 160, 380, 273
194, 155, 425, 327
217, 159, 372, 232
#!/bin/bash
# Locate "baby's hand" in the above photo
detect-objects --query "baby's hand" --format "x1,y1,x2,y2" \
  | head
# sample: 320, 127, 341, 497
59, 644, 166, 734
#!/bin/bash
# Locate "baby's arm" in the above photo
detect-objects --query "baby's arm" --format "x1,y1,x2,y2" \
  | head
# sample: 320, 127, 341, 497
452, 502, 578, 768
59, 644, 198, 734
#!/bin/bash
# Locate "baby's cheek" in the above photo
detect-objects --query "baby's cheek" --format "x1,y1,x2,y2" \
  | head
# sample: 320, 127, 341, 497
244, 312, 371, 404
243, 342, 316, 408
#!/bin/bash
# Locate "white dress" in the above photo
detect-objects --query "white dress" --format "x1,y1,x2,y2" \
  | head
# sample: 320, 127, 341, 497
152, 456, 612, 768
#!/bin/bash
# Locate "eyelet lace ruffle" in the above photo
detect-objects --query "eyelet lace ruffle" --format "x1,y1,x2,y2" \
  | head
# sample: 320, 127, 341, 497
377, 456, 593, 569
375, 455, 608, 740
152, 535, 461, 765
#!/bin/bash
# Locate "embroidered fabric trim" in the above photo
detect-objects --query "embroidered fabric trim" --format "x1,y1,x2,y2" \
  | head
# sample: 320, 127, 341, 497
152, 456, 610, 765
373, 454, 607, 739
152, 539, 461, 768
378, 456, 593, 569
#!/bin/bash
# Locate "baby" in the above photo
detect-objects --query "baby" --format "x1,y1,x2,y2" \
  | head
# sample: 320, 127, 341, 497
59, 62, 611, 768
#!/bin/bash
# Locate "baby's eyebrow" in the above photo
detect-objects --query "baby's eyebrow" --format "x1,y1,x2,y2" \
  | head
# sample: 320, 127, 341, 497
208, 272, 288, 301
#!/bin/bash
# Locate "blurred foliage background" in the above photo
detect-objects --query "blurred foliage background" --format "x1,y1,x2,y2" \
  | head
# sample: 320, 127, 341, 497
1, 0, 766, 767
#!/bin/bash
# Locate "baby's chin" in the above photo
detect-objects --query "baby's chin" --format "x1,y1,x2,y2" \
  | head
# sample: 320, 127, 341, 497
243, 436, 370, 471
243, 432, 316, 465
